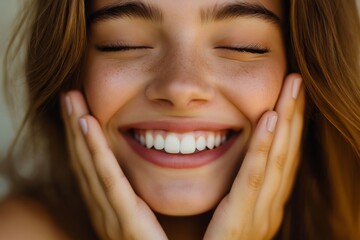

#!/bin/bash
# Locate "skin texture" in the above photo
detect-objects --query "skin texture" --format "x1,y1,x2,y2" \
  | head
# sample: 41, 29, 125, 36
60, 0, 305, 239
83, 0, 286, 216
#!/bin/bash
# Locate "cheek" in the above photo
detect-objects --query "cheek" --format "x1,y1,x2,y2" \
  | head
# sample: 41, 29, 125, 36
83, 58, 146, 124
214, 61, 285, 124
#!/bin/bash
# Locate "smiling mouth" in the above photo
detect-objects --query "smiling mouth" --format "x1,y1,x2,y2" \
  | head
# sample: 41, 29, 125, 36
130, 129, 237, 155
120, 125, 242, 168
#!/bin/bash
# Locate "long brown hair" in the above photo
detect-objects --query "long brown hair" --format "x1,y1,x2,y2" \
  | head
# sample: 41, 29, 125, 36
2, 0, 96, 238
2, 0, 360, 239
274, 0, 360, 239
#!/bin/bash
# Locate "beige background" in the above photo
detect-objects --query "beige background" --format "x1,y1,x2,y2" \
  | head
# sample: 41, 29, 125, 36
1, 0, 360, 156
0, 0, 20, 157
0, 0, 21, 196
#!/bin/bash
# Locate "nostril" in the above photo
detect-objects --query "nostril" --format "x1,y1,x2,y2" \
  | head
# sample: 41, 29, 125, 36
186, 98, 210, 108
146, 86, 214, 107
151, 98, 174, 107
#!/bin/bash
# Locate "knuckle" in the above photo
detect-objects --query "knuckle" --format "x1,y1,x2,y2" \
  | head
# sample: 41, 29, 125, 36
248, 144, 269, 161
277, 105, 294, 124
284, 112, 293, 125
273, 152, 287, 171
100, 175, 115, 194
254, 138, 271, 156
283, 109, 294, 123
87, 142, 101, 157
248, 171, 264, 190
254, 147, 269, 160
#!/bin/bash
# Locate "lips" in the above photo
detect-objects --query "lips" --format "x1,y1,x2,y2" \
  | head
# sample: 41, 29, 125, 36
119, 121, 242, 169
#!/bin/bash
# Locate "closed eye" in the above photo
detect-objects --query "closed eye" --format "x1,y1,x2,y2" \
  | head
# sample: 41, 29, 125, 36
216, 45, 270, 54
95, 44, 269, 54
96, 44, 153, 52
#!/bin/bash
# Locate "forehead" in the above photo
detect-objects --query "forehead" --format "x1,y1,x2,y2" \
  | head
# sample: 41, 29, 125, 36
89, 0, 285, 21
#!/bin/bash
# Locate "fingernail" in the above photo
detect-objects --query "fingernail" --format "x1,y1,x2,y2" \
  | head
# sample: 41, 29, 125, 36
292, 78, 302, 99
266, 115, 278, 133
79, 118, 88, 135
65, 95, 72, 116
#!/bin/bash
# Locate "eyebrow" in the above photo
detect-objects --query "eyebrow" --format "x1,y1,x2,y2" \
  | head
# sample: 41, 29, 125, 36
88, 1, 163, 24
201, 2, 281, 26
88, 1, 281, 27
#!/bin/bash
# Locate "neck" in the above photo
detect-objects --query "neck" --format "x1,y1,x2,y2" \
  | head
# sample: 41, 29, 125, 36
156, 211, 213, 240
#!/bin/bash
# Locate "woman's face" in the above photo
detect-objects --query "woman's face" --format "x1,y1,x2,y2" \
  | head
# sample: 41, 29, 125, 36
83, 0, 286, 216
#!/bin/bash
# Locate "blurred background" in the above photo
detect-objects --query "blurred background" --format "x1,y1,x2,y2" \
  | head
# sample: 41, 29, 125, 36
0, 0, 20, 157
0, 0, 21, 197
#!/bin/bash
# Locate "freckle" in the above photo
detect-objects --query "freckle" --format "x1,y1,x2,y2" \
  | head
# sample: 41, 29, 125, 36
145, 56, 162, 74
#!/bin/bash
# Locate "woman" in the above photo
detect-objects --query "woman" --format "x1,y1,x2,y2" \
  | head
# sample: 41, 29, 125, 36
1, 0, 359, 239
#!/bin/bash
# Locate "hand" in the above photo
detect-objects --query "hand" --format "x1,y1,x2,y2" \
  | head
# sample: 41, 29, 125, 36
61, 92, 167, 240
203, 73, 305, 240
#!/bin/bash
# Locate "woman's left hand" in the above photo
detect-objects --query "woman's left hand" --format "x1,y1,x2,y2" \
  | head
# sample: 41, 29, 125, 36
203, 73, 305, 240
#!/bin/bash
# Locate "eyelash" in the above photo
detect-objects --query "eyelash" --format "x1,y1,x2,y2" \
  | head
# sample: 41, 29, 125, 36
96, 44, 152, 52
96, 44, 270, 54
215, 45, 270, 54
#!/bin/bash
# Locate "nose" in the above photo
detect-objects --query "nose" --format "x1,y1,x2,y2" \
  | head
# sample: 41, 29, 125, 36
145, 51, 215, 111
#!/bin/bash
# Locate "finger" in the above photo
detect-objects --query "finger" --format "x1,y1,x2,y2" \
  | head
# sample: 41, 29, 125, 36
62, 92, 120, 238
61, 93, 92, 204
253, 74, 302, 232
275, 86, 305, 201
227, 111, 278, 221
270, 85, 305, 224
78, 115, 139, 221
62, 92, 100, 208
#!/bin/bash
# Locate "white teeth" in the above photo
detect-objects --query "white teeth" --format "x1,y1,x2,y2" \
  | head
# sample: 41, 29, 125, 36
140, 135, 145, 145
154, 135, 165, 150
196, 136, 206, 151
215, 133, 221, 147
135, 134, 140, 142
221, 135, 226, 144
165, 134, 180, 154
207, 133, 215, 149
145, 131, 154, 149
180, 134, 196, 154
134, 130, 229, 154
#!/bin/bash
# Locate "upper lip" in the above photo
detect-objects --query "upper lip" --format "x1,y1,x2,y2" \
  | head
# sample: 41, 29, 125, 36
118, 119, 242, 133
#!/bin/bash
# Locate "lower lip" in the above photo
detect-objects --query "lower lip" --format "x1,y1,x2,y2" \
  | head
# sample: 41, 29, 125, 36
122, 131, 239, 169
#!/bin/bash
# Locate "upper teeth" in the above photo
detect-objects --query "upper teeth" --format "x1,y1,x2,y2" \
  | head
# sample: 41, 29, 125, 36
134, 130, 228, 154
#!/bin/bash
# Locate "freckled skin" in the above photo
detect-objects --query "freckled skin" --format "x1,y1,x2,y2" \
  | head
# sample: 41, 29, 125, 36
83, 0, 286, 216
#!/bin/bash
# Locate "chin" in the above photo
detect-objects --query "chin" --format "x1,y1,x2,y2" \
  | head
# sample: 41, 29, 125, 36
146, 192, 222, 216
116, 164, 243, 218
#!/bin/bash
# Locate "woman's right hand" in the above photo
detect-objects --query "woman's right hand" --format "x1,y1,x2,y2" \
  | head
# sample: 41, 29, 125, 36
61, 91, 168, 240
